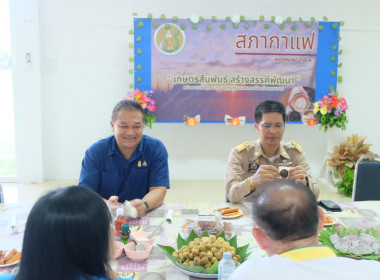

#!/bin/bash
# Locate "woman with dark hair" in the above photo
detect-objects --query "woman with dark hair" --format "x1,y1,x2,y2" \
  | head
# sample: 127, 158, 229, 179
0, 186, 131, 280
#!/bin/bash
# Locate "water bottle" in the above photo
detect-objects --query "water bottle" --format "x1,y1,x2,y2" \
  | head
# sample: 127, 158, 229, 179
114, 207, 126, 236
218, 251, 236, 280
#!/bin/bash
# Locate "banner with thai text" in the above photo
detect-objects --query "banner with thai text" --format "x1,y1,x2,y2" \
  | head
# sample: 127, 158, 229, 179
134, 19, 340, 123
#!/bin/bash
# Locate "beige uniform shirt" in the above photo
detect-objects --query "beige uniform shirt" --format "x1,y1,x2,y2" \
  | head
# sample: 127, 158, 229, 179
226, 139, 319, 203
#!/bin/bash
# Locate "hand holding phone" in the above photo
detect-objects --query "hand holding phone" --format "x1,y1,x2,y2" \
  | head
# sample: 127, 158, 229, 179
318, 200, 342, 212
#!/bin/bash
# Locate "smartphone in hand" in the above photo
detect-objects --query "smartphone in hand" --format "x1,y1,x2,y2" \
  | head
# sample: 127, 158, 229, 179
318, 200, 342, 212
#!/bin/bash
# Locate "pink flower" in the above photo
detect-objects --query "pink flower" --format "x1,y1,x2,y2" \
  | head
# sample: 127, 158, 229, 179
148, 104, 156, 112
334, 111, 340, 116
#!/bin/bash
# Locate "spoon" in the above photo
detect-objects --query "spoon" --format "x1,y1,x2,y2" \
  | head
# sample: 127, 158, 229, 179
147, 219, 166, 239
131, 235, 146, 252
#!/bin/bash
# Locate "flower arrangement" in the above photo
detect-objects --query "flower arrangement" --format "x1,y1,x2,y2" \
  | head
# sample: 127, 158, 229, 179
305, 91, 348, 132
125, 89, 156, 128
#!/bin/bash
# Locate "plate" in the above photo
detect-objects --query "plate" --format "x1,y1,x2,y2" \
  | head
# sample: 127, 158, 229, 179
324, 215, 338, 227
174, 264, 217, 279
0, 250, 21, 268
221, 211, 243, 219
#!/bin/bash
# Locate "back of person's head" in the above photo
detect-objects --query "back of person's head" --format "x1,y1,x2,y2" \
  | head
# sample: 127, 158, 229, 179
251, 179, 319, 242
111, 100, 145, 123
254, 100, 286, 123
15, 186, 112, 280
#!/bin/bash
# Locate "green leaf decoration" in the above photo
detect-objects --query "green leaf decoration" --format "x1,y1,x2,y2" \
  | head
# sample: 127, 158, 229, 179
338, 36, 342, 41
129, 43, 134, 48
318, 25, 324, 30
220, 23, 226, 30
160, 14, 166, 20
180, 24, 186, 30
331, 44, 337, 50
136, 64, 142, 70
212, 16, 217, 21
328, 85, 334, 91
199, 17, 204, 23
279, 24, 285, 30
172, 16, 178, 22
264, 24, 270, 29
332, 23, 338, 29
338, 63, 343, 68
340, 21, 345, 26
225, 16, 231, 21
330, 70, 336, 76
129, 29, 134, 35
192, 24, 198, 30
330, 56, 336, 62
137, 77, 142, 82
207, 25, 212, 31
319, 226, 380, 261
310, 17, 315, 22
132, 13, 138, 16
337, 76, 343, 84
165, 23, 171, 30
136, 35, 142, 42
291, 25, 297, 31
271, 16, 275, 22
305, 21, 311, 26
129, 69, 133, 74
233, 23, 238, 29
259, 15, 265, 21
147, 13, 153, 19
286, 17, 292, 22
157, 230, 251, 275
137, 48, 143, 55
244, 23, 250, 29
129, 83, 134, 89
339, 50, 343, 55
240, 16, 245, 21
137, 21, 144, 28
129, 57, 134, 63
323, 16, 328, 21
152, 22, 158, 28
299, 17, 303, 22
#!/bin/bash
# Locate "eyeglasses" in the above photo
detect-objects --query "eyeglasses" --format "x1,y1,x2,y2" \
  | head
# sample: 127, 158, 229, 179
259, 123, 285, 130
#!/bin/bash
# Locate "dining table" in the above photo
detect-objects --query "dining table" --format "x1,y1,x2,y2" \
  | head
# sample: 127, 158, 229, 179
1, 200, 380, 279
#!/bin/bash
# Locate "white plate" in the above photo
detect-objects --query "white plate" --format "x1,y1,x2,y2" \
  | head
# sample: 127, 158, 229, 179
324, 215, 338, 227
175, 264, 217, 279
221, 211, 243, 219
0, 259, 20, 268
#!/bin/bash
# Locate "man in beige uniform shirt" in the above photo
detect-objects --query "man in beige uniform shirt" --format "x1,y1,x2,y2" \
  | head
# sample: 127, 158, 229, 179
226, 100, 319, 203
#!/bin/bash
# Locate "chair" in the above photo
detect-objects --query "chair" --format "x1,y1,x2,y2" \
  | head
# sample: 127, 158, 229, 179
352, 155, 380, 201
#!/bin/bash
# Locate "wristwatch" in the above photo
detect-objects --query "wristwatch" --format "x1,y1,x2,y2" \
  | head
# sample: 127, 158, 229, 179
143, 200, 150, 211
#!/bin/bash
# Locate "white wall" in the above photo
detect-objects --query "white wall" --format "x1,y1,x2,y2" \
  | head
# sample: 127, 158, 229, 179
11, 0, 380, 182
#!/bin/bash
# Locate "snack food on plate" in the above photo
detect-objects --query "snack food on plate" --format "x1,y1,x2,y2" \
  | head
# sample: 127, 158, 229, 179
171, 235, 241, 269
0, 249, 22, 265
180, 215, 232, 239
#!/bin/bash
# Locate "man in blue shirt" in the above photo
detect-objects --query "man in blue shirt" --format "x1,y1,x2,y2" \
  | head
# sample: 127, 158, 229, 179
79, 100, 170, 217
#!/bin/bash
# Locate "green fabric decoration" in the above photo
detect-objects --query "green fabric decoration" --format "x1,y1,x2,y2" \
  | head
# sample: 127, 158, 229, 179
310, 17, 315, 22
330, 70, 336, 76
147, 13, 152, 18
132, 13, 138, 16
129, 83, 134, 89
225, 16, 231, 21
340, 21, 345, 26
192, 24, 198, 30
332, 23, 337, 29
253, 20, 257, 24
160, 14, 166, 20
233, 23, 238, 29
259, 15, 265, 21
244, 23, 250, 29
286, 17, 292, 22
137, 21, 144, 28
323, 16, 328, 21
339, 50, 343, 55
212, 16, 217, 21
172, 16, 178, 22
137, 48, 143, 54
271, 16, 275, 22
329, 85, 334, 91
136, 35, 142, 42
199, 17, 204, 23
240, 15, 245, 21
264, 24, 270, 29
129, 43, 134, 48
291, 25, 297, 31
305, 21, 311, 26
338, 36, 342, 41
279, 24, 285, 30
165, 23, 171, 30
137, 77, 142, 82
136, 64, 142, 70
220, 23, 226, 30
298, 17, 303, 22
337, 76, 343, 84
331, 44, 337, 50
338, 63, 342, 68
330, 56, 336, 61
152, 22, 158, 28
318, 25, 324, 30
207, 25, 212, 31
180, 24, 186, 30
129, 57, 134, 63
129, 69, 133, 74
129, 29, 134, 35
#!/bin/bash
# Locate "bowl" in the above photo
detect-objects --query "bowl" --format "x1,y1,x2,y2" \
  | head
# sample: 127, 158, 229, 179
130, 231, 154, 245
124, 241, 152, 262
113, 241, 124, 260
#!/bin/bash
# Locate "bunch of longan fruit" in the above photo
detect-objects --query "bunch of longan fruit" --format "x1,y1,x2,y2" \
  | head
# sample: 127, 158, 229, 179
172, 235, 241, 269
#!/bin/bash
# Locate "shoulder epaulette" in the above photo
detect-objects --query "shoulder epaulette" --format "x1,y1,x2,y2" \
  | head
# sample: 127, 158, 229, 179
236, 141, 250, 152
291, 140, 303, 152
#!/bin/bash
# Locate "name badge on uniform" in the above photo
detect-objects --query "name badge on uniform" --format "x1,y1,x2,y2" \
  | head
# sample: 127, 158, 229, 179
248, 157, 259, 173
142, 161, 147, 167
278, 159, 293, 167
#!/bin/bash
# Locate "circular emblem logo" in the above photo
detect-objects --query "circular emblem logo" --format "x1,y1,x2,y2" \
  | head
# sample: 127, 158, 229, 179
154, 23, 186, 55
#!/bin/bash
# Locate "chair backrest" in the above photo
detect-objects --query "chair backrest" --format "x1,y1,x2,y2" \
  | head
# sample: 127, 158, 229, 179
352, 155, 380, 201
